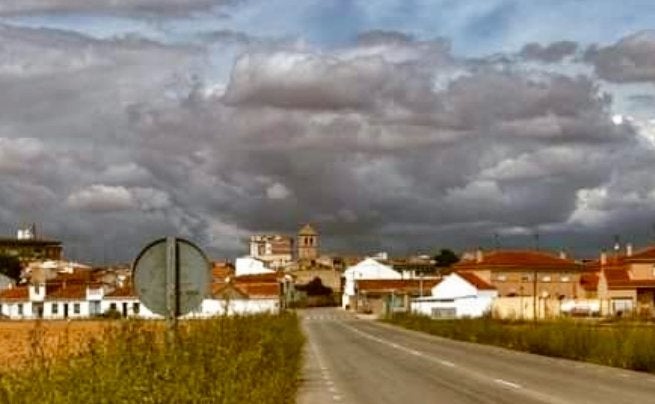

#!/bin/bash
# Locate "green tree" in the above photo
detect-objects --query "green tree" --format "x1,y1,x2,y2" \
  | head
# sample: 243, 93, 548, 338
433, 249, 459, 268
0, 254, 22, 280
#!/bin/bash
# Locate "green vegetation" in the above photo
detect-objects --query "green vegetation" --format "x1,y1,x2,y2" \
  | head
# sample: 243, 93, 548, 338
0, 314, 304, 403
386, 313, 655, 373
0, 254, 21, 281
432, 249, 459, 269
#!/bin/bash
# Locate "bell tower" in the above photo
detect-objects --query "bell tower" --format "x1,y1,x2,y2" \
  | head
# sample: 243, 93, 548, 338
297, 223, 319, 261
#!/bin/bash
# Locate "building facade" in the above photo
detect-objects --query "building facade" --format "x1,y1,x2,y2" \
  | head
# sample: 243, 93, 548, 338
249, 234, 293, 269
297, 224, 319, 261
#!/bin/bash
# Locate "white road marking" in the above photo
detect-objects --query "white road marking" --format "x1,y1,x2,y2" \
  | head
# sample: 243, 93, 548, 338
307, 328, 344, 403
494, 379, 522, 389
339, 322, 459, 370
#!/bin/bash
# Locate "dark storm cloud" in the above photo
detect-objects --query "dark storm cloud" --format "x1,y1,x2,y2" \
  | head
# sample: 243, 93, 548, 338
519, 41, 577, 63
2, 20, 655, 261
586, 30, 655, 82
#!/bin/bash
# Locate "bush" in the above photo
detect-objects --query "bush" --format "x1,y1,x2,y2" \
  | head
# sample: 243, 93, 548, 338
0, 313, 304, 403
385, 313, 655, 373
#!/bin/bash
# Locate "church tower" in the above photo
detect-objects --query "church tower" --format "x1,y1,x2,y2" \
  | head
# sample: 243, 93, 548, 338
297, 223, 319, 261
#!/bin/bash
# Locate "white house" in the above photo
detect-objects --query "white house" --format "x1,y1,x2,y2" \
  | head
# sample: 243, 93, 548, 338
234, 256, 275, 277
205, 282, 280, 316
411, 272, 498, 319
342, 258, 401, 310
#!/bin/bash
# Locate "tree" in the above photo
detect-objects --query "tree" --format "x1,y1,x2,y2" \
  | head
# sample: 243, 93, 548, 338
0, 254, 22, 280
297, 277, 333, 296
433, 249, 459, 268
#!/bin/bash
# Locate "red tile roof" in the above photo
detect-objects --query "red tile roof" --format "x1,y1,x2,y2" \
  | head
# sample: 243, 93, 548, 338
579, 273, 599, 291
455, 250, 580, 271
212, 262, 234, 282
105, 285, 137, 298
55, 270, 94, 283
356, 279, 441, 294
212, 282, 280, 298
236, 282, 280, 298
0, 286, 28, 300
456, 272, 495, 290
233, 272, 281, 283
46, 284, 87, 300
625, 246, 655, 262
603, 268, 655, 290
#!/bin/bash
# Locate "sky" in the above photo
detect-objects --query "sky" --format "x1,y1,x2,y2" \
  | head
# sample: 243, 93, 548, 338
1, 0, 655, 263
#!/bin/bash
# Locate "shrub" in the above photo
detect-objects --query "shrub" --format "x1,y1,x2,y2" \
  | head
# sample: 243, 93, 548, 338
386, 313, 655, 373
0, 313, 304, 403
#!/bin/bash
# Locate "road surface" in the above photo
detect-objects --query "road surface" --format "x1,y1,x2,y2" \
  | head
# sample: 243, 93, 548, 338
298, 308, 655, 404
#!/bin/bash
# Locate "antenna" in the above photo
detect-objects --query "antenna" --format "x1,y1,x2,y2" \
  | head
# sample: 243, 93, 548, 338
533, 232, 540, 251
493, 233, 500, 250
613, 234, 621, 252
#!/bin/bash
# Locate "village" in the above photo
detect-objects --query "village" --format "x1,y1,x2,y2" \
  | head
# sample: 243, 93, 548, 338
1, 223, 654, 322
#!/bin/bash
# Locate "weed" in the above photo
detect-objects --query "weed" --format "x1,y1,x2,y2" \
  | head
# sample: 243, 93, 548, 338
0, 313, 304, 404
386, 314, 655, 373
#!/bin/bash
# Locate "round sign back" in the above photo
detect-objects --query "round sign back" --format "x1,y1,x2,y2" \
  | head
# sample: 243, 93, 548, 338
133, 237, 210, 317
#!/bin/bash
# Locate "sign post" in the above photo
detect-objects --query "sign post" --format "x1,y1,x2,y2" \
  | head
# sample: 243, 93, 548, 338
133, 237, 210, 344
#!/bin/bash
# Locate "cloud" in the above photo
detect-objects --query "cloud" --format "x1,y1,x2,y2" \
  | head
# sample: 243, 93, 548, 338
520, 41, 577, 63
0, 0, 235, 18
586, 30, 655, 82
356, 30, 414, 45
0, 137, 46, 173
266, 182, 291, 200
66, 185, 136, 212
223, 51, 417, 111
2, 19, 655, 261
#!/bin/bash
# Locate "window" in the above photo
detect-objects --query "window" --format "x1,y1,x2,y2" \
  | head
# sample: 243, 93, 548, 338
542, 275, 552, 282
52, 303, 59, 315
17, 304, 23, 315
521, 273, 532, 282
73, 303, 80, 314
495, 273, 507, 282
612, 298, 634, 315
560, 274, 571, 282
109, 303, 117, 311
133, 302, 140, 314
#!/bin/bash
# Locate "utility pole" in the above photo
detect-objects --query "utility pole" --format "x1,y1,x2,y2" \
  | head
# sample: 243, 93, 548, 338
533, 269, 538, 321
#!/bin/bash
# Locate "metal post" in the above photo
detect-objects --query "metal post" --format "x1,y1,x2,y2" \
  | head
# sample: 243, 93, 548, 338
419, 273, 424, 297
533, 269, 537, 321
166, 237, 178, 344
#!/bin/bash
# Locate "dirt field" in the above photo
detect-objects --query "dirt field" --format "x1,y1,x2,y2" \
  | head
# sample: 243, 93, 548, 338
0, 320, 118, 369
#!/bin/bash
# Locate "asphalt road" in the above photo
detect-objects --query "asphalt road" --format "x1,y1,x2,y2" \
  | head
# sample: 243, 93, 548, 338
297, 307, 655, 404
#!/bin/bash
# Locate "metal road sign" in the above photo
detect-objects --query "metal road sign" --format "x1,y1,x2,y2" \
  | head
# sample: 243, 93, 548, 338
133, 237, 210, 318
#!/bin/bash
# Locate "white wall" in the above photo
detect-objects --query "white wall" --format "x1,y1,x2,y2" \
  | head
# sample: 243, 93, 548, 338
192, 298, 279, 317
342, 258, 401, 306
1, 296, 279, 320
235, 257, 275, 276
411, 273, 498, 319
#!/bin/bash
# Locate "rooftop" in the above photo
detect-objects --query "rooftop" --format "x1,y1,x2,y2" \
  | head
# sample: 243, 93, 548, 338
455, 250, 581, 271
298, 223, 318, 236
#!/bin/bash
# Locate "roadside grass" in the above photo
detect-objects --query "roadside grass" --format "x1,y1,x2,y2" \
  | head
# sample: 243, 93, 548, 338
0, 313, 304, 404
385, 313, 655, 373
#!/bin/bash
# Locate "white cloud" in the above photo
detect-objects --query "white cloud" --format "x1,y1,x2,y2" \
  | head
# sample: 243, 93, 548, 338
66, 185, 136, 212
266, 182, 291, 200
